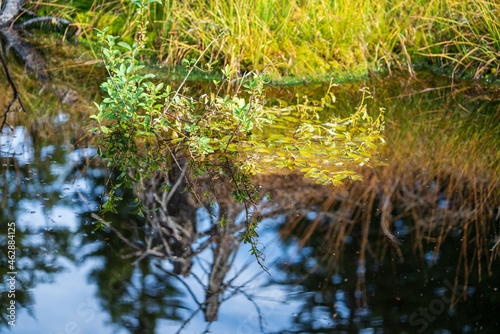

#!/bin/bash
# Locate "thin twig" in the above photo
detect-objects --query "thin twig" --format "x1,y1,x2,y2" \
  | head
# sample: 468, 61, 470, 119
154, 263, 202, 306
20, 8, 38, 17
223, 55, 282, 153
165, 163, 188, 206
91, 213, 142, 251
0, 40, 25, 131
163, 32, 226, 119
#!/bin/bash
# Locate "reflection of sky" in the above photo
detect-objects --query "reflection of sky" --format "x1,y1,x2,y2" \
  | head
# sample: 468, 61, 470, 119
0, 127, 34, 165
2, 128, 119, 332
14, 258, 125, 334
153, 215, 307, 333
8, 128, 99, 232
4, 127, 316, 334
5, 125, 479, 334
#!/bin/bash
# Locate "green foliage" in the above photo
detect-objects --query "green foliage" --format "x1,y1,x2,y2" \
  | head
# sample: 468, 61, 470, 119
89, 0, 385, 263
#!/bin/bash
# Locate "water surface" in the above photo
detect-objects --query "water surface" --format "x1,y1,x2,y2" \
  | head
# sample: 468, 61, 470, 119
1, 71, 499, 333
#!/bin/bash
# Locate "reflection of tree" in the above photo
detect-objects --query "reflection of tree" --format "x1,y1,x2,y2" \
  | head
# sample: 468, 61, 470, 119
88, 137, 500, 332
0, 152, 78, 330
92, 161, 254, 325
3, 62, 499, 333
256, 76, 500, 332
85, 249, 185, 334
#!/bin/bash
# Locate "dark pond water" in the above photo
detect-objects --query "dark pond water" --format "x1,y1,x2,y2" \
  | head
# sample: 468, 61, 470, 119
1, 70, 500, 334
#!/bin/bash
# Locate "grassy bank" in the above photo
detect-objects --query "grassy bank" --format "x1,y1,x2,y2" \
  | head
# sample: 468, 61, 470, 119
24, 0, 500, 80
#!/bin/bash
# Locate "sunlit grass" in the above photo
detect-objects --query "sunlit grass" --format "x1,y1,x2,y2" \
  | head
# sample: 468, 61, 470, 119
22, 0, 499, 79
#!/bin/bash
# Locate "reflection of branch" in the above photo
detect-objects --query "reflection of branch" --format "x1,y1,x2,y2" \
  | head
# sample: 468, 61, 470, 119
217, 260, 280, 332
0, 0, 25, 27
166, 145, 212, 220
91, 213, 142, 251
172, 271, 244, 333
381, 179, 404, 261
232, 288, 265, 332
154, 263, 201, 306
165, 163, 188, 205
1, 29, 47, 80
202, 322, 213, 334
174, 304, 203, 334
92, 212, 168, 264
0, 39, 25, 131
194, 256, 210, 276
102, 163, 276, 324
20, 8, 38, 17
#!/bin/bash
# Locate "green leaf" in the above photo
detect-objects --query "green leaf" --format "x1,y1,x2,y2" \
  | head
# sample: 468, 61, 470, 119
117, 41, 132, 50
129, 208, 143, 215
282, 116, 298, 122
127, 63, 135, 74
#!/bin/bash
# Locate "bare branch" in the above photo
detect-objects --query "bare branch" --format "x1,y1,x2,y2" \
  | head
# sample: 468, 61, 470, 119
13, 16, 72, 30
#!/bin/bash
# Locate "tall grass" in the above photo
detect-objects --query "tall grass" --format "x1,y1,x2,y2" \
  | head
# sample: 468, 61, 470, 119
24, 0, 500, 79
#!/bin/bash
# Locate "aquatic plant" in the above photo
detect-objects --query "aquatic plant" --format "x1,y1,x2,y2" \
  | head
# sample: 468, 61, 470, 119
88, 0, 385, 264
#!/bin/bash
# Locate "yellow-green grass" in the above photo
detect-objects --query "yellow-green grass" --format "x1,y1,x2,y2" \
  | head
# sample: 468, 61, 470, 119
23, 0, 500, 80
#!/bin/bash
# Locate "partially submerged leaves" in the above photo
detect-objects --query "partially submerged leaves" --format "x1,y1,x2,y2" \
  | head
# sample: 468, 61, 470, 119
229, 93, 385, 185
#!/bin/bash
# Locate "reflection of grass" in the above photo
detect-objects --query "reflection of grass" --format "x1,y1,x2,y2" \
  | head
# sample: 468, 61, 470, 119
26, 0, 500, 79
263, 74, 500, 304
2, 50, 499, 292
0, 38, 104, 145
383, 75, 500, 188
236, 95, 385, 186
266, 72, 500, 190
